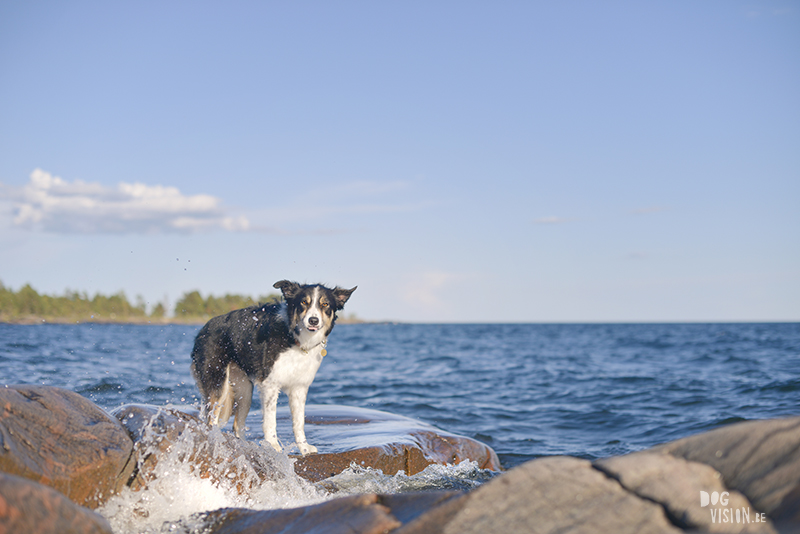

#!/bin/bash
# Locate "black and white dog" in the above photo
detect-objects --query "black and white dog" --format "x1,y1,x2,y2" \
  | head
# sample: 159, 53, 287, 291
190, 280, 356, 455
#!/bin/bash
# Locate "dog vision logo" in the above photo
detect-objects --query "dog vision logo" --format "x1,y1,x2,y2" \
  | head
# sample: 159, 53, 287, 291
699, 491, 768, 525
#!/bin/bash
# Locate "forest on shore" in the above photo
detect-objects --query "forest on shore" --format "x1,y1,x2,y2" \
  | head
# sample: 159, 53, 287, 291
0, 281, 283, 324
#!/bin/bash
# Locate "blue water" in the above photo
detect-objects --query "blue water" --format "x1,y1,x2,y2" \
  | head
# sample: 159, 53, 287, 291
2, 322, 798, 469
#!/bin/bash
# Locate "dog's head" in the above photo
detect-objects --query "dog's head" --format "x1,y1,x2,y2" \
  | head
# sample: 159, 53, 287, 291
274, 280, 356, 339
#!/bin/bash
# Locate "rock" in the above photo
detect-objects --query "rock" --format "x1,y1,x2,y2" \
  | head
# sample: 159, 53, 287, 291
595, 452, 775, 533
111, 403, 501, 489
0, 385, 135, 508
429, 455, 681, 534
397, 416, 800, 534
285, 405, 501, 482
0, 471, 113, 534
651, 416, 800, 522
197, 491, 465, 534
379, 491, 468, 529
200, 493, 400, 534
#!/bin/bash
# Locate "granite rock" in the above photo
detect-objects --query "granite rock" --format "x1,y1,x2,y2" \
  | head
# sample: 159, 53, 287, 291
0, 385, 135, 508
0, 471, 113, 534
409, 417, 800, 534
437, 455, 681, 534
288, 405, 501, 482
595, 452, 775, 533
652, 416, 800, 524
197, 491, 465, 534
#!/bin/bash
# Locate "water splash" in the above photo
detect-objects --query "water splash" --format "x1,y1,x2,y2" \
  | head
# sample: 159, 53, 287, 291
97, 415, 328, 534
97, 411, 496, 534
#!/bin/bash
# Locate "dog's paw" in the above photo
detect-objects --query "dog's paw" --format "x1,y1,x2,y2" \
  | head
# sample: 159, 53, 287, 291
265, 438, 283, 453
297, 441, 317, 456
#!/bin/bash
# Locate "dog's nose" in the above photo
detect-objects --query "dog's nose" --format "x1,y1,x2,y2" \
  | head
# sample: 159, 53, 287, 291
308, 317, 319, 326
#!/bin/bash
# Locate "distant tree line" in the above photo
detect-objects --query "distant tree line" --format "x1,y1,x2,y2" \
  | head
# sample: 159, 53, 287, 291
0, 281, 280, 323
173, 291, 280, 320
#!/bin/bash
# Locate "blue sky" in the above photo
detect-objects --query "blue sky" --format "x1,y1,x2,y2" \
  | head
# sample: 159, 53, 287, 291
0, 1, 798, 322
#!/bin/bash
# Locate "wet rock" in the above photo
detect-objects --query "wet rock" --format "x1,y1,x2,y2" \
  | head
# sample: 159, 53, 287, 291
111, 404, 291, 493
112, 403, 501, 489
0, 471, 113, 534
390, 491, 470, 534
0, 385, 135, 508
286, 405, 501, 482
201, 493, 399, 534
380, 491, 467, 528
198, 491, 465, 534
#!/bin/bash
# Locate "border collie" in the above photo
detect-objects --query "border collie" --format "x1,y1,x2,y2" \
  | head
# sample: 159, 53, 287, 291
190, 280, 356, 455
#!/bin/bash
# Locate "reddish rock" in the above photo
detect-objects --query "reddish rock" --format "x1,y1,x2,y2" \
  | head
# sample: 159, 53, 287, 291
388, 491, 469, 534
112, 403, 501, 488
202, 493, 401, 534
198, 491, 466, 534
188, 490, 470, 534
286, 405, 501, 482
0, 471, 113, 534
0, 385, 135, 508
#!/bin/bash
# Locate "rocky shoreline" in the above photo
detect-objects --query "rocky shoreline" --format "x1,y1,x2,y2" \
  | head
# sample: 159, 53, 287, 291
1, 384, 798, 533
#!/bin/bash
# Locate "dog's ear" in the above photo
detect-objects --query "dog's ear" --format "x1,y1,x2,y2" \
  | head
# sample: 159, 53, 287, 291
273, 280, 301, 300
332, 286, 357, 309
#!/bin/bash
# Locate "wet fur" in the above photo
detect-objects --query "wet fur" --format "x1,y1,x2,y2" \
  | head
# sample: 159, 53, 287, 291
190, 280, 356, 455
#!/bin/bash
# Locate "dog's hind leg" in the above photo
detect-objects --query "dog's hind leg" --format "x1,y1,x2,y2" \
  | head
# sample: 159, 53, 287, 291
208, 364, 235, 428
228, 363, 253, 438
257, 381, 282, 452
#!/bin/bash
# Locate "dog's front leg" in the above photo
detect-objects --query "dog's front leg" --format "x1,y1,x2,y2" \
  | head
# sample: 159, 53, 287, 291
288, 387, 317, 456
257, 381, 282, 452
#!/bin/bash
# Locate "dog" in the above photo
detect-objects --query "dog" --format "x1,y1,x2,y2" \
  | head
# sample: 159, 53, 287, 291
190, 280, 356, 455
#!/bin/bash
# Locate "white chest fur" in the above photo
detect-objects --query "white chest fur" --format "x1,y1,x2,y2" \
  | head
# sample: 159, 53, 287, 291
266, 344, 324, 390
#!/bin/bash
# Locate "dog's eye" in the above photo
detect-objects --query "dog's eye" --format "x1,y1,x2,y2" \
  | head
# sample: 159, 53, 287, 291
321, 301, 329, 308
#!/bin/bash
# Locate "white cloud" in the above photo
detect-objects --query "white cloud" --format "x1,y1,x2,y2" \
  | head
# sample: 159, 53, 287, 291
399, 270, 475, 310
401, 271, 452, 307
2, 169, 249, 234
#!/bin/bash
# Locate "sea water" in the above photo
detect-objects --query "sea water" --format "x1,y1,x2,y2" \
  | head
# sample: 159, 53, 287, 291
1, 322, 799, 532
